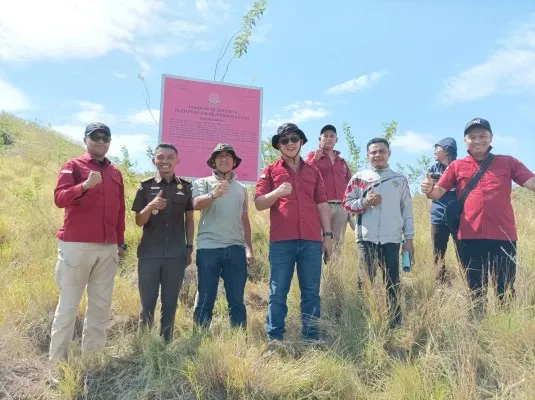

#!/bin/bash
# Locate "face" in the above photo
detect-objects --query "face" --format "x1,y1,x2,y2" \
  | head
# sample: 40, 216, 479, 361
152, 147, 179, 174
319, 131, 337, 150
367, 142, 390, 168
434, 146, 448, 162
464, 128, 492, 155
84, 130, 111, 158
278, 133, 302, 158
214, 151, 236, 173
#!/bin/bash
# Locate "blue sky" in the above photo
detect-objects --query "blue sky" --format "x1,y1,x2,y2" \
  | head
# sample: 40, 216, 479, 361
1, 1, 534, 175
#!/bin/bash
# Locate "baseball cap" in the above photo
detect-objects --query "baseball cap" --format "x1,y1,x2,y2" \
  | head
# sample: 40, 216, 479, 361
464, 118, 492, 135
85, 122, 111, 137
320, 124, 337, 134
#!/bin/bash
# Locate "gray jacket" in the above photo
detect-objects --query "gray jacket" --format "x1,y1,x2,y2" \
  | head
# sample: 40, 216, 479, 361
342, 166, 414, 244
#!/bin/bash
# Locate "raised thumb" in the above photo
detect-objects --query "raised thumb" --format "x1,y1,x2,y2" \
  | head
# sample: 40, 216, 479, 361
426, 172, 432, 181
157, 190, 164, 198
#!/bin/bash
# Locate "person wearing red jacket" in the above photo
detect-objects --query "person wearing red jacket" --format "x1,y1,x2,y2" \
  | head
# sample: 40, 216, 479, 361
48, 122, 126, 369
305, 124, 353, 258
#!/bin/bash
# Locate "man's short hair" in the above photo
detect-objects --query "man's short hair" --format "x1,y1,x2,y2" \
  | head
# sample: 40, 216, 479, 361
367, 137, 390, 151
154, 143, 178, 156
320, 124, 337, 135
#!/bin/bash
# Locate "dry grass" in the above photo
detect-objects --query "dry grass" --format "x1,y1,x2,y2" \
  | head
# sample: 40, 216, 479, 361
1, 112, 535, 399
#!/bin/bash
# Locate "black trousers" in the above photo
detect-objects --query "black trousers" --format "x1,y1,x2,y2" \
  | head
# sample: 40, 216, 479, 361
431, 224, 462, 280
138, 257, 186, 343
357, 241, 402, 327
460, 239, 517, 303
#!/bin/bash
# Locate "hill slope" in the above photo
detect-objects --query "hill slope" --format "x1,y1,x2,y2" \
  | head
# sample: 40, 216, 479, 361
1, 113, 534, 399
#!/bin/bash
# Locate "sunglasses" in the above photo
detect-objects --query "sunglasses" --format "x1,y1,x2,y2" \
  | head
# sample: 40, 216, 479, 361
88, 133, 111, 143
279, 135, 301, 146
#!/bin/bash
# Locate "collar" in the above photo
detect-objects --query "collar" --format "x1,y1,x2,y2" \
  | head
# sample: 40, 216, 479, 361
370, 164, 390, 172
154, 173, 180, 184
277, 156, 304, 169
82, 152, 110, 166
212, 170, 236, 181
467, 146, 493, 162
317, 149, 342, 160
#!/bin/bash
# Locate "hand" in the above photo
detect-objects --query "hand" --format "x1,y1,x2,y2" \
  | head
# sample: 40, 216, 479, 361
213, 180, 229, 198
84, 171, 102, 190
403, 239, 414, 261
186, 249, 193, 266
117, 246, 126, 258
322, 237, 333, 260
149, 190, 167, 211
246, 247, 254, 267
276, 182, 292, 198
421, 173, 434, 194
366, 186, 382, 207
313, 147, 323, 161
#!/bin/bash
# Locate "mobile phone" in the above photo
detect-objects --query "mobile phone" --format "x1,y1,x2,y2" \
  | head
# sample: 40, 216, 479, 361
429, 172, 441, 180
323, 251, 329, 264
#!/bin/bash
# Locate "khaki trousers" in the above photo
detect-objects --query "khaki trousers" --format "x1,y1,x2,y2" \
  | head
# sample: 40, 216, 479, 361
49, 240, 119, 364
329, 202, 350, 258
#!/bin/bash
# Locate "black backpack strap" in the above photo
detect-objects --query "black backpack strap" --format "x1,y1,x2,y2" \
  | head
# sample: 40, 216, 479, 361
458, 153, 495, 213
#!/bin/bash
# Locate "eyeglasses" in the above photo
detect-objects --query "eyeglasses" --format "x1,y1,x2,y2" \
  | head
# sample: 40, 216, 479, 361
89, 133, 111, 143
279, 135, 301, 146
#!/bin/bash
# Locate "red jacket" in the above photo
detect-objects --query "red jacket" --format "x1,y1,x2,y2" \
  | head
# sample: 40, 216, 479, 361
54, 153, 125, 244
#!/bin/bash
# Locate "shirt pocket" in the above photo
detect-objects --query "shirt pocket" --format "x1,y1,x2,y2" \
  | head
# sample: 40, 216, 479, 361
486, 170, 510, 189
272, 171, 291, 188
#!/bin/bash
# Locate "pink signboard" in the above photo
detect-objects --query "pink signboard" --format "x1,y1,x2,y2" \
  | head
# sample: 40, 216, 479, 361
159, 74, 263, 183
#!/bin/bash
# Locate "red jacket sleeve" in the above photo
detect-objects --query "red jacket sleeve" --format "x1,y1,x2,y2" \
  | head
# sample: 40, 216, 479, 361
304, 151, 317, 165
54, 160, 85, 208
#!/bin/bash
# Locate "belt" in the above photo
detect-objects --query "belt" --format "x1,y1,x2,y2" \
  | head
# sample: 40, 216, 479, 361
328, 200, 342, 204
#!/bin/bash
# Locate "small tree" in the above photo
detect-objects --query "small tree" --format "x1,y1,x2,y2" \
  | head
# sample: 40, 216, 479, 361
260, 138, 279, 169
342, 122, 366, 174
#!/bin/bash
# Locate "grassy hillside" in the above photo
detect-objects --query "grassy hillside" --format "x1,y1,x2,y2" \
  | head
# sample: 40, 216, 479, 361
1, 112, 534, 399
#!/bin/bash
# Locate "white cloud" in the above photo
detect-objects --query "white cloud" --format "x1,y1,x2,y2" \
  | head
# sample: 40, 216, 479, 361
107, 133, 153, 157
440, 15, 535, 104
113, 72, 128, 79
74, 102, 119, 125
0, 78, 30, 112
263, 101, 330, 128
128, 109, 161, 125
325, 71, 386, 95
0, 0, 210, 64
390, 131, 434, 153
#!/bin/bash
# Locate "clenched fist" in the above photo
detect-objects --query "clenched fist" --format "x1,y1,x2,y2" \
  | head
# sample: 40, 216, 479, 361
212, 180, 229, 199
366, 186, 382, 207
149, 190, 167, 211
83, 171, 102, 190
276, 182, 292, 198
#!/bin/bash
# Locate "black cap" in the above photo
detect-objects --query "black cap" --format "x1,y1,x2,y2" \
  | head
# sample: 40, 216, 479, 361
85, 122, 111, 137
207, 143, 242, 170
271, 123, 308, 149
320, 124, 337, 134
464, 118, 491, 135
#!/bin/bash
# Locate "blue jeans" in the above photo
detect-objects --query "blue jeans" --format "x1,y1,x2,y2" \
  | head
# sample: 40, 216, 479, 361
194, 245, 247, 328
267, 240, 322, 341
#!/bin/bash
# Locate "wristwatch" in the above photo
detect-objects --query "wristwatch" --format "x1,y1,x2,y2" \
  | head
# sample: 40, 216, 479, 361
186, 244, 193, 249
323, 232, 334, 238
118, 243, 128, 250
